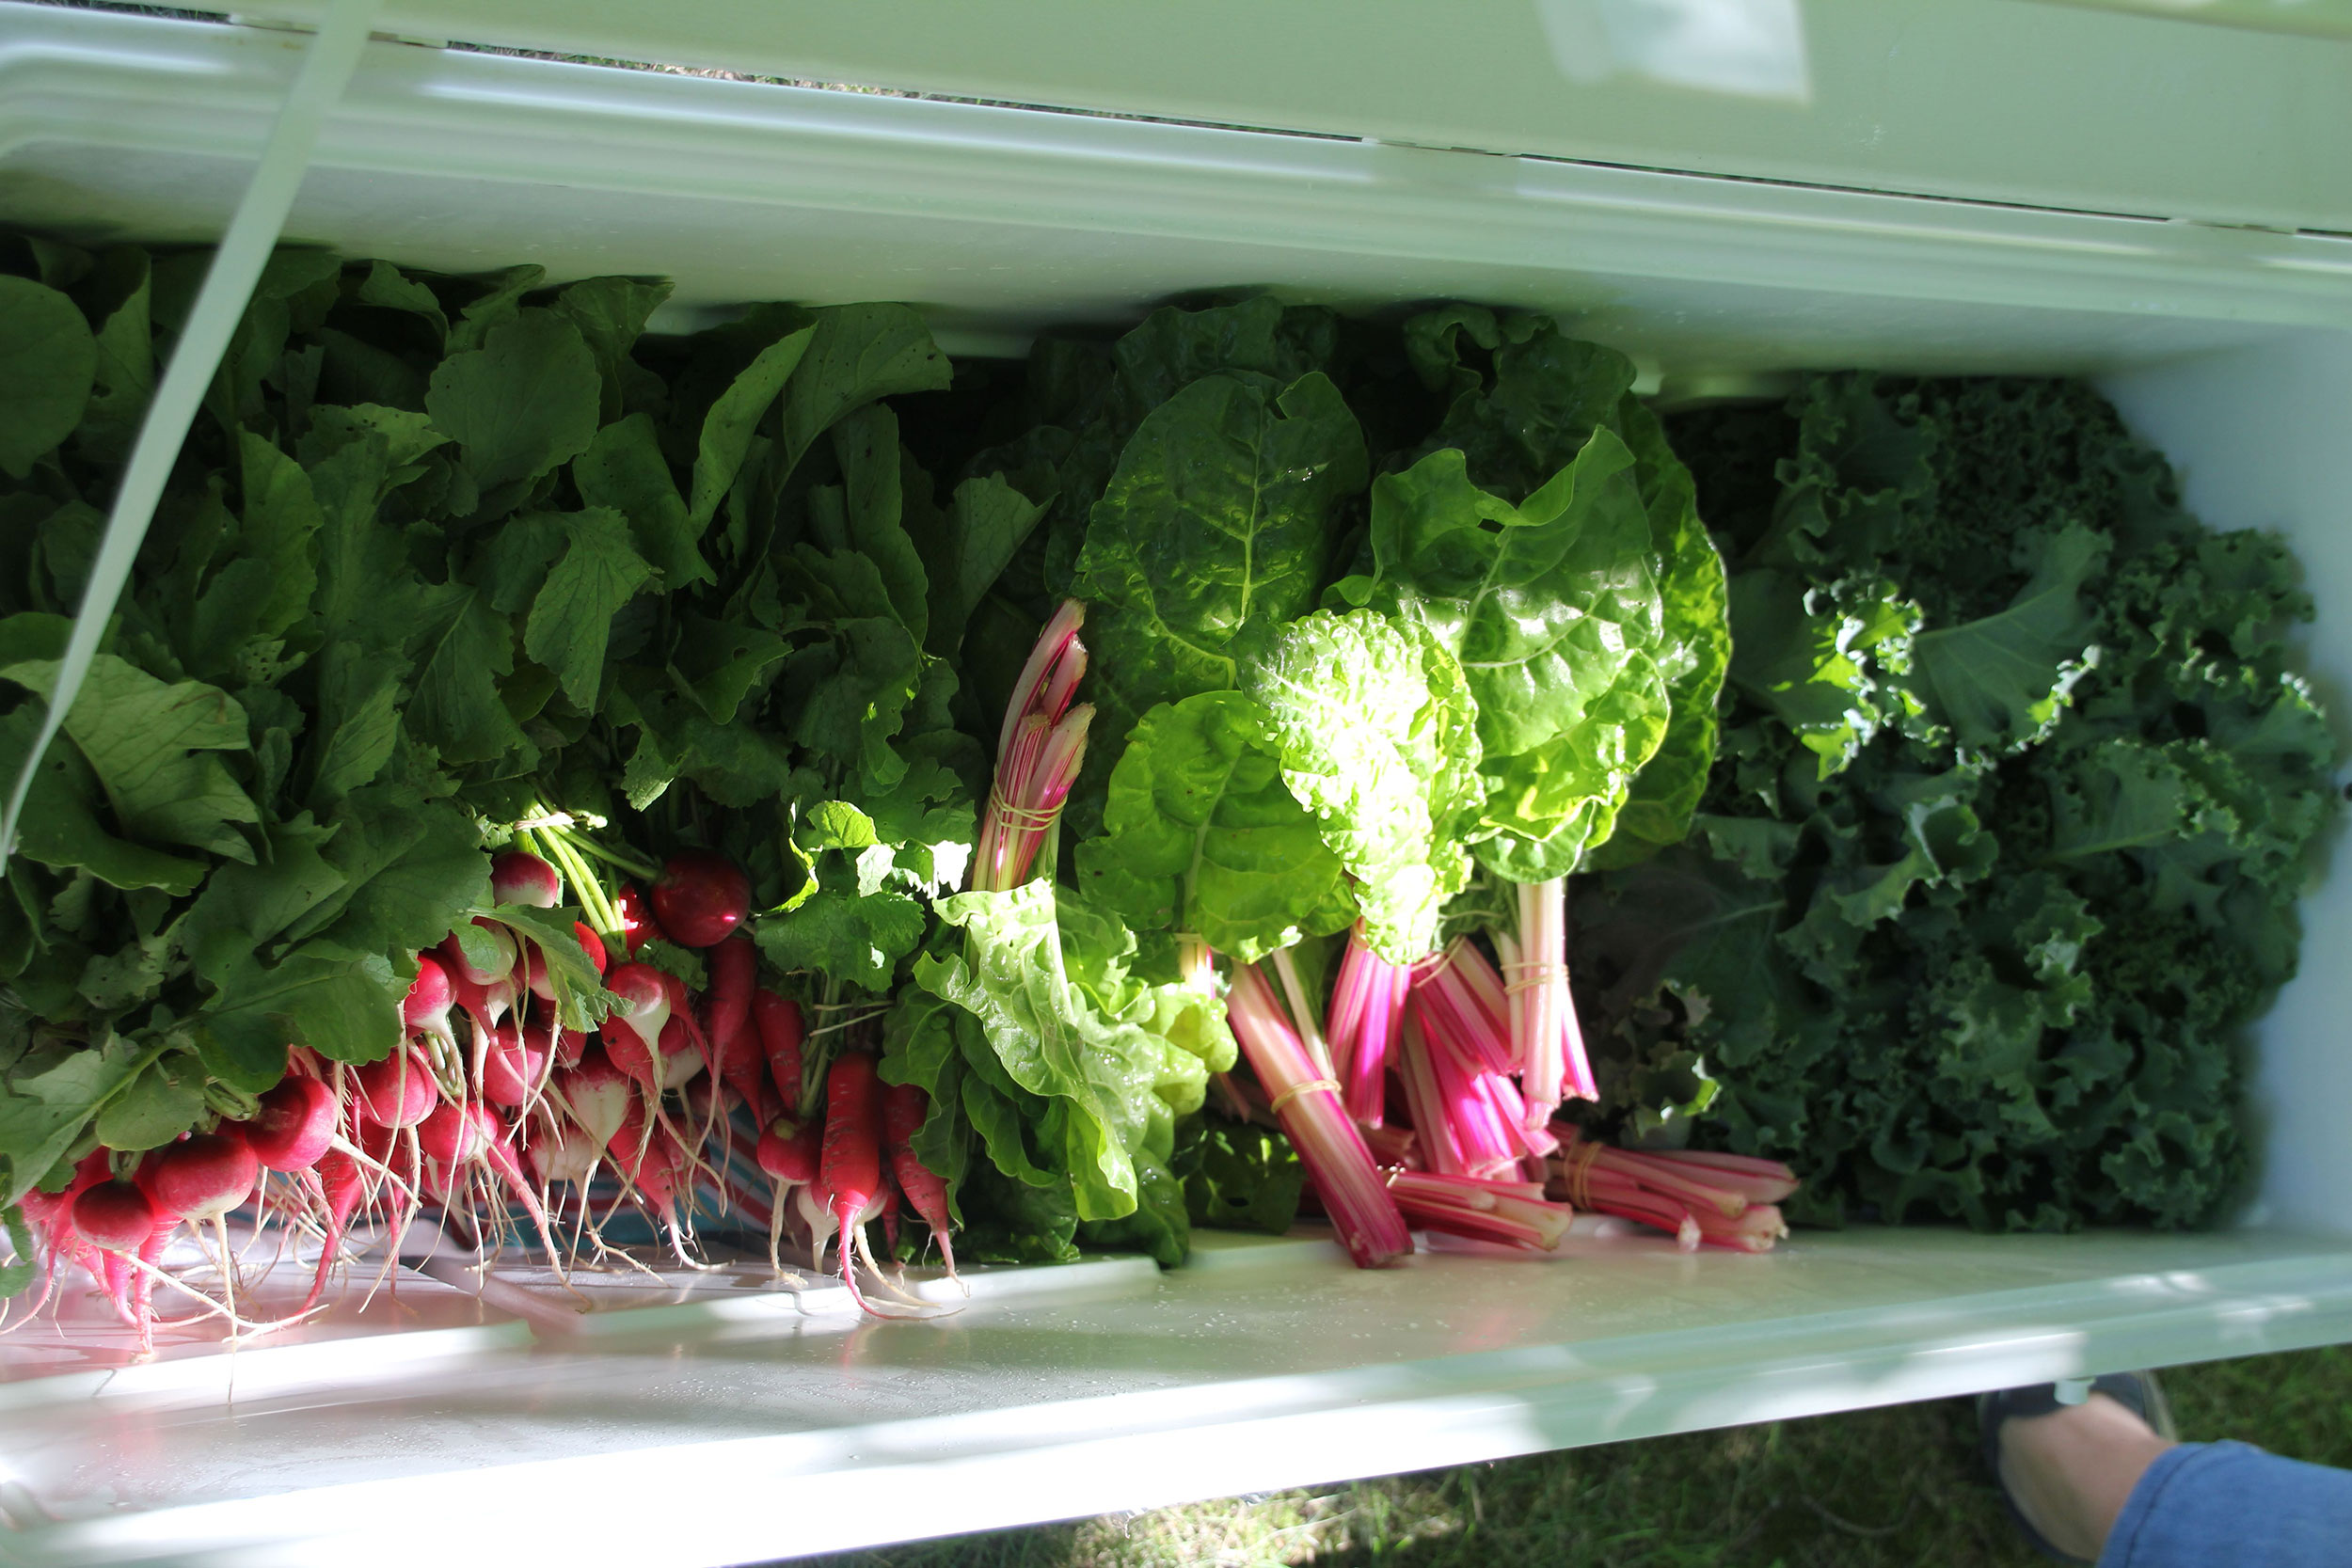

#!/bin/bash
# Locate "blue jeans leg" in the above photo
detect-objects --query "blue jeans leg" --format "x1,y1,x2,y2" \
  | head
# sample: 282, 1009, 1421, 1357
2101, 1439, 2352, 1567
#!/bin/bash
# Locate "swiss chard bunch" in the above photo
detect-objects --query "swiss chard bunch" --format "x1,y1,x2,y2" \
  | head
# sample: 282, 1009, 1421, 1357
1574, 375, 2336, 1230
882, 295, 1731, 1257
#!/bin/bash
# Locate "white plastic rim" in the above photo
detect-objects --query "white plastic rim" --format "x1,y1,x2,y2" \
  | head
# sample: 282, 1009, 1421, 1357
2, 11, 2351, 1564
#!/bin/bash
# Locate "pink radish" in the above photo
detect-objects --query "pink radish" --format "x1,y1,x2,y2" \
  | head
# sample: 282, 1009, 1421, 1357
575, 921, 609, 975
556, 1051, 634, 1152
597, 961, 671, 1082
654, 1015, 705, 1092
754, 990, 805, 1114
819, 1053, 888, 1313
353, 1048, 440, 1128
241, 1074, 337, 1171
405, 955, 457, 1051
612, 883, 662, 956
446, 919, 518, 987
649, 851, 750, 948
882, 1083, 959, 1280
142, 1131, 259, 1221
418, 1101, 562, 1263
479, 1020, 550, 1108
72, 1180, 156, 1323
755, 1114, 820, 1272
491, 849, 561, 907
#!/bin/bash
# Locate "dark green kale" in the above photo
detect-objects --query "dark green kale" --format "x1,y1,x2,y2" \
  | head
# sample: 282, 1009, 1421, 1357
1572, 375, 2334, 1231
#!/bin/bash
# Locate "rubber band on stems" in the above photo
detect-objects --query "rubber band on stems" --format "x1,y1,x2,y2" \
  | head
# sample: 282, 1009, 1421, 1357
985, 789, 1062, 832
1558, 1139, 1605, 1210
1266, 1077, 1342, 1117
1501, 959, 1571, 995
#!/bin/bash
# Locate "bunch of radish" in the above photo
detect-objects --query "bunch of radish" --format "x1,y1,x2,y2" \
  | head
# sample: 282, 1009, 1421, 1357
7, 845, 962, 1355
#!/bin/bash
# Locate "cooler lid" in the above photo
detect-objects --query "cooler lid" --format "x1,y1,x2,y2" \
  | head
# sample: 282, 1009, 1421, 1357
187, 0, 2352, 233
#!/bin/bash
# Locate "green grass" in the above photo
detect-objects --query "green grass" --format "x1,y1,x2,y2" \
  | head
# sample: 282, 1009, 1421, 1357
802, 1345, 2352, 1567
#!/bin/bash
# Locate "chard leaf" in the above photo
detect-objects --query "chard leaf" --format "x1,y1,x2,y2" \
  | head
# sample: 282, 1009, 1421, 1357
1074, 371, 1366, 750
1344, 434, 1669, 877
1597, 399, 1732, 867
424, 309, 602, 491
1245, 610, 1482, 963
1076, 690, 1354, 962
917, 880, 1189, 1222
0, 275, 96, 478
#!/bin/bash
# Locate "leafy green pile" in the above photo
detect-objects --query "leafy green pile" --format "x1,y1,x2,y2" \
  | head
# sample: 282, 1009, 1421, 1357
1, 237, 1728, 1269
0, 231, 1033, 1216
881, 298, 1731, 1257
1574, 375, 2335, 1230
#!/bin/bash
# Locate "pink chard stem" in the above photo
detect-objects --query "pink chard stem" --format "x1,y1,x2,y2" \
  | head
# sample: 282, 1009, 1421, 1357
1227, 964, 1411, 1269
974, 601, 1092, 893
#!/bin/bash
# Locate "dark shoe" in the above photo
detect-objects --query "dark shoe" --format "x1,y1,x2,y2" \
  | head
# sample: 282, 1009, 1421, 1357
1979, 1371, 2177, 1563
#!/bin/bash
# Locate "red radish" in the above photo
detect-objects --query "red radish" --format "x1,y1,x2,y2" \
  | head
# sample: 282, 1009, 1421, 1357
659, 971, 709, 1085
405, 955, 453, 1033
142, 1131, 259, 1222
72, 1179, 155, 1255
882, 1083, 959, 1280
526, 1112, 597, 1187
73, 1180, 167, 1343
551, 1024, 586, 1068
819, 1053, 888, 1312
491, 848, 561, 907
303, 1144, 412, 1311
556, 1051, 634, 1152
439, 921, 517, 988
612, 883, 662, 955
417, 1101, 492, 1166
700, 935, 764, 1101
419, 1101, 562, 1263
242, 1073, 337, 1171
17, 1150, 110, 1322
604, 1098, 696, 1264
353, 1047, 440, 1129
524, 921, 612, 1001
575, 921, 609, 975
599, 962, 670, 1059
649, 851, 750, 948
755, 1115, 821, 1272
481, 1020, 551, 1108
754, 990, 805, 1114
522, 943, 555, 1003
